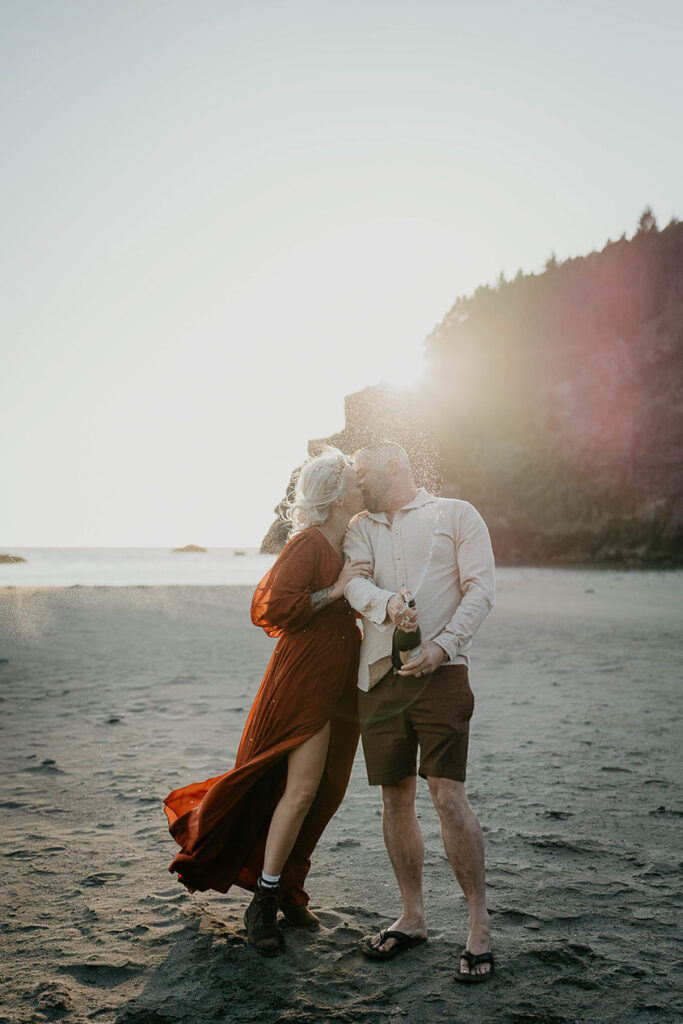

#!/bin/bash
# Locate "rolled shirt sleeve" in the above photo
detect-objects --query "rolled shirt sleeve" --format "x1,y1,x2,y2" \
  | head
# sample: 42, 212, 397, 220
342, 517, 395, 628
433, 503, 495, 662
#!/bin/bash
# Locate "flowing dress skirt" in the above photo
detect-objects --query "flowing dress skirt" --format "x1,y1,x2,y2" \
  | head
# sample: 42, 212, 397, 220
163, 528, 361, 907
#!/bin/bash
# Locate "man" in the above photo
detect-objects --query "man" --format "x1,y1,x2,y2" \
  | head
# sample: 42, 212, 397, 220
343, 442, 495, 983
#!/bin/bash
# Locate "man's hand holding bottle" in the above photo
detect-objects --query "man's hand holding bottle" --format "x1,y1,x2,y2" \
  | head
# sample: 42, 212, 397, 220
387, 587, 420, 631
387, 587, 448, 678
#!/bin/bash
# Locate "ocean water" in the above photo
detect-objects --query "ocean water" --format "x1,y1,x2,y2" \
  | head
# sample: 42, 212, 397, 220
0, 547, 276, 587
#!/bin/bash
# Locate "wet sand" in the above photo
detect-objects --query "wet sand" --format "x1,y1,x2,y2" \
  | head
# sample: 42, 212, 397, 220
1, 570, 681, 1024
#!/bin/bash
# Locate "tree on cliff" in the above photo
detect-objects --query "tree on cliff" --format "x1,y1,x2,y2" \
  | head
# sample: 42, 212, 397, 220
421, 216, 683, 563
637, 206, 658, 234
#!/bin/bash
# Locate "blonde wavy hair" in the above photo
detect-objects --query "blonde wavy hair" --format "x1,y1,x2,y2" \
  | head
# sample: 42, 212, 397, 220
287, 448, 349, 533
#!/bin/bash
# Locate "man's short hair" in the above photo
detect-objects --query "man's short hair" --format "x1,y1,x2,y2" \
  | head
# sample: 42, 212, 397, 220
354, 441, 413, 476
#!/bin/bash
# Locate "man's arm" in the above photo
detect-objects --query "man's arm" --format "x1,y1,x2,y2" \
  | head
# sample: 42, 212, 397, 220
342, 517, 396, 628
397, 502, 494, 677
432, 502, 495, 662
311, 556, 372, 613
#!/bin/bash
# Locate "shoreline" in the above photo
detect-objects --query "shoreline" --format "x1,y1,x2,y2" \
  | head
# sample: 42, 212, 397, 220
2, 561, 683, 592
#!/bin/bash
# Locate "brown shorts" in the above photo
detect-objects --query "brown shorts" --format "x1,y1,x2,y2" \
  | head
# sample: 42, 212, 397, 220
357, 664, 475, 785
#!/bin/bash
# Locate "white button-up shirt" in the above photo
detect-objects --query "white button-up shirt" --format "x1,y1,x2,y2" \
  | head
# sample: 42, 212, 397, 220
343, 489, 495, 691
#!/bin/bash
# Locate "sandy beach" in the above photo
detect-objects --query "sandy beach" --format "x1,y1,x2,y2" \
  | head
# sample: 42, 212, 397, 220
1, 570, 681, 1024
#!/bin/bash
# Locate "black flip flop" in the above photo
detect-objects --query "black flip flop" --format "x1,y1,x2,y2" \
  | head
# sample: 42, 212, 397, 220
362, 929, 427, 961
454, 948, 494, 983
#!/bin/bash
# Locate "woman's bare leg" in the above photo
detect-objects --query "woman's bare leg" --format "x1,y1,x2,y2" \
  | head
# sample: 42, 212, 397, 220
263, 723, 331, 876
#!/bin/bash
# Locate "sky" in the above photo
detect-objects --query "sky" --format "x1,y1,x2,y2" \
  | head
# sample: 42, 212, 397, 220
2, 0, 682, 547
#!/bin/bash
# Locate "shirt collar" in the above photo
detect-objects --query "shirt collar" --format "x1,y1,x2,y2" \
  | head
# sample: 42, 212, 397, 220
366, 487, 437, 524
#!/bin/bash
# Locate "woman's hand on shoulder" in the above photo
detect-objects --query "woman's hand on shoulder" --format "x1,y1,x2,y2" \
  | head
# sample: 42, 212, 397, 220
333, 557, 373, 598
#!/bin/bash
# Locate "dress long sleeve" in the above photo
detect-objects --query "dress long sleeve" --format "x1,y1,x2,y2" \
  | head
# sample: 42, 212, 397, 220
251, 531, 319, 637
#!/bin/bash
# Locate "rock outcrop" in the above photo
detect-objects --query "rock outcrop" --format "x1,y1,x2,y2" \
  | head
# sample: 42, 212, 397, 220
260, 389, 440, 553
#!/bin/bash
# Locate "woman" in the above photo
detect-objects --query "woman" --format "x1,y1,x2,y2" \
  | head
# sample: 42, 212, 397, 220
163, 449, 369, 955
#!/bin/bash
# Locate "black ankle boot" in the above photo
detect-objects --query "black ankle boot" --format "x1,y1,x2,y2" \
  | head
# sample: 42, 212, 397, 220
244, 879, 282, 955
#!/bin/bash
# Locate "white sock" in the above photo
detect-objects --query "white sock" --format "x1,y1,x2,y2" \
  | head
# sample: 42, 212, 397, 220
260, 871, 280, 888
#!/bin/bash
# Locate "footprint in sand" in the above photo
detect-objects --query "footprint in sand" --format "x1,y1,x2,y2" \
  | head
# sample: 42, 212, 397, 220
278, 907, 368, 957
311, 908, 364, 936
23, 758, 65, 774
58, 961, 143, 989
494, 907, 542, 928
33, 979, 76, 1016
81, 871, 124, 887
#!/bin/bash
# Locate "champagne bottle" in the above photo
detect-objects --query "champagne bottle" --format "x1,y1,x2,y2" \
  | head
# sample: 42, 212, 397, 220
391, 592, 422, 670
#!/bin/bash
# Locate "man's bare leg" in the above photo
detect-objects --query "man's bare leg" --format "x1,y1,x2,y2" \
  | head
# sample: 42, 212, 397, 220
428, 777, 491, 977
368, 775, 428, 954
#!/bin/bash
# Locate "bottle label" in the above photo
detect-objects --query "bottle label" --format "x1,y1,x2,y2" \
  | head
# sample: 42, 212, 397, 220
399, 644, 422, 664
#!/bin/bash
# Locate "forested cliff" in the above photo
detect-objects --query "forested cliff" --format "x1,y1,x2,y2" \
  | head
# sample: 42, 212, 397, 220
263, 213, 683, 565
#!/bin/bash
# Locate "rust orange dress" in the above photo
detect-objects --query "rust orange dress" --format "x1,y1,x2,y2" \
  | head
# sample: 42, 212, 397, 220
163, 528, 361, 908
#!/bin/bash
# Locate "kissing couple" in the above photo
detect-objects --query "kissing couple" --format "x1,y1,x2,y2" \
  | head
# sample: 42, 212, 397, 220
164, 442, 495, 983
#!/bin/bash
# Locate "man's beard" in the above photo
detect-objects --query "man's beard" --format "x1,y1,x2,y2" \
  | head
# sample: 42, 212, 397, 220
361, 484, 388, 513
